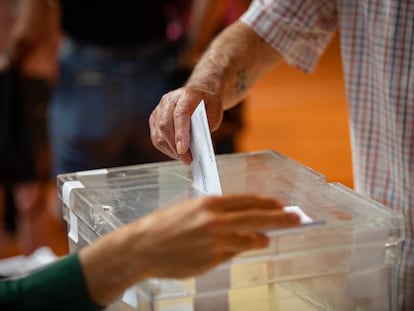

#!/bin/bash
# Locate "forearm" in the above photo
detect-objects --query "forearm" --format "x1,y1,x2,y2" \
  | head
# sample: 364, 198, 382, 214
11, 0, 55, 53
8, 0, 60, 80
78, 224, 151, 306
186, 20, 281, 110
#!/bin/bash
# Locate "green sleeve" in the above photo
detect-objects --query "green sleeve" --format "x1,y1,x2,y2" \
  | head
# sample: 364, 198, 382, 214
0, 252, 103, 311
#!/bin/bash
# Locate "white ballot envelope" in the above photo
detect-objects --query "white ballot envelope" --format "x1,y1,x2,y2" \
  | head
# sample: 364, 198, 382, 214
190, 100, 222, 195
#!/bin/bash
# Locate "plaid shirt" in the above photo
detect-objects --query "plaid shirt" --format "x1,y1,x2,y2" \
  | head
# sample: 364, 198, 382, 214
242, 1, 414, 309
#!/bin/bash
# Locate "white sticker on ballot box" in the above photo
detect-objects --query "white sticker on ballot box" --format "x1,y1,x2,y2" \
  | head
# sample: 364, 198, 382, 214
190, 100, 222, 195
283, 205, 315, 224
76, 168, 108, 176
68, 211, 79, 244
266, 206, 325, 238
62, 180, 85, 207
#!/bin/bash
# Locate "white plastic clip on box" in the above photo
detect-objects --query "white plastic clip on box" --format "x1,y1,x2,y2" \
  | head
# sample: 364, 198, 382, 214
59, 150, 404, 311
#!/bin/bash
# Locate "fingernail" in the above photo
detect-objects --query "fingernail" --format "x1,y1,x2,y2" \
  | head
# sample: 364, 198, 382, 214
177, 140, 184, 154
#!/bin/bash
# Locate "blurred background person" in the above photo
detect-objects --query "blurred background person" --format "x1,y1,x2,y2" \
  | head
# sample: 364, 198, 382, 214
7, 0, 249, 178
48, 0, 247, 177
49, 0, 177, 176
0, 0, 61, 256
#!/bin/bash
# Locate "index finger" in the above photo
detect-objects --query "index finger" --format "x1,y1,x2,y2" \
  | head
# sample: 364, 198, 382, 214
173, 93, 199, 156
206, 195, 285, 212
220, 209, 301, 232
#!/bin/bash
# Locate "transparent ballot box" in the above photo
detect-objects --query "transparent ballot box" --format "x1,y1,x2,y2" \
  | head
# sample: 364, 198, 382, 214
58, 150, 404, 311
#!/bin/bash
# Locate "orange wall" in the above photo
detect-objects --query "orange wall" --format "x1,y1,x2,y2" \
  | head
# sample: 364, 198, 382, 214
238, 35, 354, 188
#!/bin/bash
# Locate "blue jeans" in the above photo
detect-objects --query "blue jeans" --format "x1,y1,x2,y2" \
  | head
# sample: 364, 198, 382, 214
49, 40, 176, 176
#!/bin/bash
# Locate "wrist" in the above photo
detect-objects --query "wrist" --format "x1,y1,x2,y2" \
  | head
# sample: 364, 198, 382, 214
185, 67, 226, 104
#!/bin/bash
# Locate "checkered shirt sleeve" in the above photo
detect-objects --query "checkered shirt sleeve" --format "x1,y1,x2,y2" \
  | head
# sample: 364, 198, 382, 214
241, 0, 337, 73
